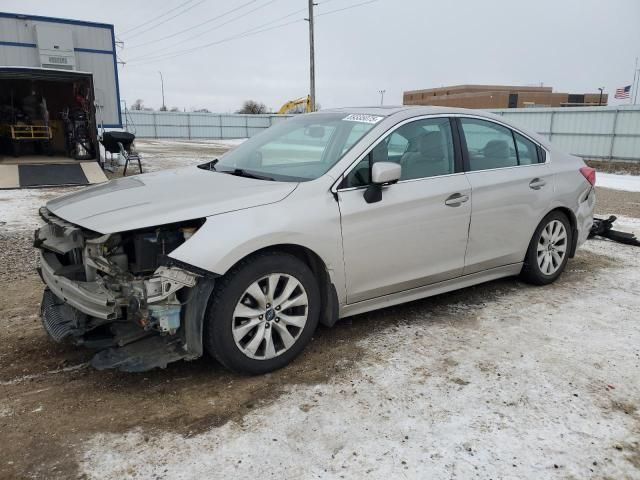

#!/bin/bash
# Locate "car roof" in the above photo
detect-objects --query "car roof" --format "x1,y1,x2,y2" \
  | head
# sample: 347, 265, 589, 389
318, 105, 551, 149
320, 105, 502, 119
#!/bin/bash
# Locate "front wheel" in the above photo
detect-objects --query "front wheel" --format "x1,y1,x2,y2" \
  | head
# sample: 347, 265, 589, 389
204, 252, 320, 374
521, 211, 572, 285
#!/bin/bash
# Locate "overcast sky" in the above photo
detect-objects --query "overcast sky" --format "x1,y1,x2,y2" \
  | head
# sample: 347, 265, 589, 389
3, 0, 640, 112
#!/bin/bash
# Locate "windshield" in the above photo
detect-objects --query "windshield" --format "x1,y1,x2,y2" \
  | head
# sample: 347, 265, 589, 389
215, 113, 382, 181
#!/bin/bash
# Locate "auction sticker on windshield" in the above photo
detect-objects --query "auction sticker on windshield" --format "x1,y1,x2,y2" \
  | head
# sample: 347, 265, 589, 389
342, 114, 384, 124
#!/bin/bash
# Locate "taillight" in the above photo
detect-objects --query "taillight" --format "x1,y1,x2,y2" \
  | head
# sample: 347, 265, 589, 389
580, 166, 596, 186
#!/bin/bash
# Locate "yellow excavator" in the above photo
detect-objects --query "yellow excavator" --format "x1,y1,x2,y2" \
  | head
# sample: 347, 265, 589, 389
278, 95, 312, 114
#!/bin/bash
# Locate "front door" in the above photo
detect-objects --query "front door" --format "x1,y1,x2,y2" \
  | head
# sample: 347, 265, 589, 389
336, 117, 472, 304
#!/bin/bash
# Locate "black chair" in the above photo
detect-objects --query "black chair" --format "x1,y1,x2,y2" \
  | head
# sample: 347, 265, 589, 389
100, 131, 142, 175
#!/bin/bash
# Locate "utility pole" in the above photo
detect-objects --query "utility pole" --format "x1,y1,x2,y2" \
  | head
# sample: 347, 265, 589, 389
158, 71, 166, 111
633, 57, 639, 105
378, 89, 386, 106
307, 0, 316, 112
597, 87, 604, 106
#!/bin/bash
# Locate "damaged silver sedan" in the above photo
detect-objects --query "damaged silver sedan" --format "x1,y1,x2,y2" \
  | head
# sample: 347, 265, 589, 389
35, 107, 595, 374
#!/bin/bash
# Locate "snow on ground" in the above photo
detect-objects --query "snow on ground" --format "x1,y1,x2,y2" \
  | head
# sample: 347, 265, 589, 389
0, 187, 78, 231
130, 138, 245, 173
598, 172, 640, 192
80, 235, 640, 479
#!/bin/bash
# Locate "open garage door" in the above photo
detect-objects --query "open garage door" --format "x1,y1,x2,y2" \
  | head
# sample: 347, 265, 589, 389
0, 67, 106, 188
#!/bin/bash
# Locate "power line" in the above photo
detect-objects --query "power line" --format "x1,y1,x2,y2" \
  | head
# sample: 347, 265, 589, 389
166, 0, 300, 50
316, 0, 378, 18
127, 17, 302, 66
126, 0, 379, 66
122, 0, 208, 40
127, 4, 308, 64
118, 0, 199, 36
127, 0, 262, 50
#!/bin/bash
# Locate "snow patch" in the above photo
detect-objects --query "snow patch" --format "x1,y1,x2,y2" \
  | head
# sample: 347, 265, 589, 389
597, 172, 640, 192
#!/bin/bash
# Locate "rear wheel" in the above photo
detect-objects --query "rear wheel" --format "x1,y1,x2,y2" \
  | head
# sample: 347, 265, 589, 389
204, 252, 320, 374
521, 211, 572, 285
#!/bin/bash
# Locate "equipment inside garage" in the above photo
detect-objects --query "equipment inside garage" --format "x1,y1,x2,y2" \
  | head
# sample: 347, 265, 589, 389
0, 67, 107, 188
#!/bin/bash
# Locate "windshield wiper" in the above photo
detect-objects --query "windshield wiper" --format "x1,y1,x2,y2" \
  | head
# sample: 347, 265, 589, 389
223, 168, 275, 181
198, 159, 219, 171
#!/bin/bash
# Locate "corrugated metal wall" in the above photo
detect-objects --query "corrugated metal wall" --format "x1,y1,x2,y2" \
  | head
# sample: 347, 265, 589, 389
489, 105, 640, 161
125, 106, 640, 162
123, 111, 293, 140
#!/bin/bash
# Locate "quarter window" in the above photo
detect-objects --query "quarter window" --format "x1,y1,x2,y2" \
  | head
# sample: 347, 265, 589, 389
514, 132, 539, 165
460, 118, 518, 171
343, 117, 455, 187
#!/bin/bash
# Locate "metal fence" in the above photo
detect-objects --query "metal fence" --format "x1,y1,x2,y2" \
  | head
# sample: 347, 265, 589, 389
123, 106, 640, 162
488, 105, 640, 162
122, 111, 292, 140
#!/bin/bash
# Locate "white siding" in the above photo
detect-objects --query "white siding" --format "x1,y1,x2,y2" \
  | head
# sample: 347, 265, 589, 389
0, 13, 120, 127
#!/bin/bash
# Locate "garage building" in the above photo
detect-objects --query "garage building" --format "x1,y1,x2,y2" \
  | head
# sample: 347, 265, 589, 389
0, 12, 121, 188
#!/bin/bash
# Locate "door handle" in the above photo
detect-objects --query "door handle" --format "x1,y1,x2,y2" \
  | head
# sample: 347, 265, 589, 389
444, 193, 469, 207
529, 178, 546, 190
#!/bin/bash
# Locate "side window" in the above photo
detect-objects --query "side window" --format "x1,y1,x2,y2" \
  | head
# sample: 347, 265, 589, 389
460, 118, 518, 171
514, 132, 538, 165
387, 132, 409, 158
342, 117, 455, 187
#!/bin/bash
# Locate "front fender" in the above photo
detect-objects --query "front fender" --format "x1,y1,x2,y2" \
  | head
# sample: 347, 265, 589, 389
168, 194, 346, 302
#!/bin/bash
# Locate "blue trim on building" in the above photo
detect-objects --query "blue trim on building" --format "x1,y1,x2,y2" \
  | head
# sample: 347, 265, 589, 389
0, 12, 112, 29
74, 47, 115, 55
0, 41, 114, 55
109, 25, 123, 129
0, 40, 37, 48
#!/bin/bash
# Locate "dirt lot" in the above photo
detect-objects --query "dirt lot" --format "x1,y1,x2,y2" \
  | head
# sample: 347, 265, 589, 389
1, 141, 639, 479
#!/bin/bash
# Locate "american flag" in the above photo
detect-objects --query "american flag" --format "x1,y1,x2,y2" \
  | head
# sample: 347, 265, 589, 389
615, 85, 631, 99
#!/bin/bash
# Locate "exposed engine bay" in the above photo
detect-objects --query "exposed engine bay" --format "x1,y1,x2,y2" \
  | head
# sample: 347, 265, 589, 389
34, 207, 215, 372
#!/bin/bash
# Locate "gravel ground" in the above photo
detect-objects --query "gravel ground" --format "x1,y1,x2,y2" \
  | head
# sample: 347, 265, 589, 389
586, 159, 640, 175
0, 140, 639, 479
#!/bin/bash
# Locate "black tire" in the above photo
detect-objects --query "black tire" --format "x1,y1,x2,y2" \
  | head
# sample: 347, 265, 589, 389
204, 252, 320, 374
521, 210, 572, 285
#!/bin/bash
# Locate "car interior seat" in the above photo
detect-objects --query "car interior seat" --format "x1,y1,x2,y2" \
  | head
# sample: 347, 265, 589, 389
482, 139, 512, 169
400, 132, 450, 180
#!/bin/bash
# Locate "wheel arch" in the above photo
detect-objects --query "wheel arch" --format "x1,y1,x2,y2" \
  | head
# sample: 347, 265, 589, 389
224, 243, 340, 328
548, 206, 578, 258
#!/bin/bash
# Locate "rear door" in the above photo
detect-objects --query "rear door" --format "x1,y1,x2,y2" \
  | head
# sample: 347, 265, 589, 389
457, 117, 554, 274
336, 117, 472, 304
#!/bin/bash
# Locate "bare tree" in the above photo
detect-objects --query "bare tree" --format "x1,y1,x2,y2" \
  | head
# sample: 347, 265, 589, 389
131, 99, 145, 111
237, 100, 267, 114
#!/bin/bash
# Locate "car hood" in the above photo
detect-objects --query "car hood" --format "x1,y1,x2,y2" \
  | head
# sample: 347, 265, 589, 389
46, 167, 298, 233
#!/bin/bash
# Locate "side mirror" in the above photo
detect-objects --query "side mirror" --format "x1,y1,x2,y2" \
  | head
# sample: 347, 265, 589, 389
371, 162, 401, 184
364, 162, 401, 203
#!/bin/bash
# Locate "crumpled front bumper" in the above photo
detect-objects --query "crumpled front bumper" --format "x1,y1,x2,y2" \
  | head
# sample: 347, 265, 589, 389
39, 250, 119, 320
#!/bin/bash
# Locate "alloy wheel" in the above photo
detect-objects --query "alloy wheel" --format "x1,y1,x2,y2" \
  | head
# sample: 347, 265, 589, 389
232, 273, 309, 360
537, 219, 567, 275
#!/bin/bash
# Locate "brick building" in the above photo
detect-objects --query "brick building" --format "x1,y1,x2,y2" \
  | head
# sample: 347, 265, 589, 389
403, 84, 607, 108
